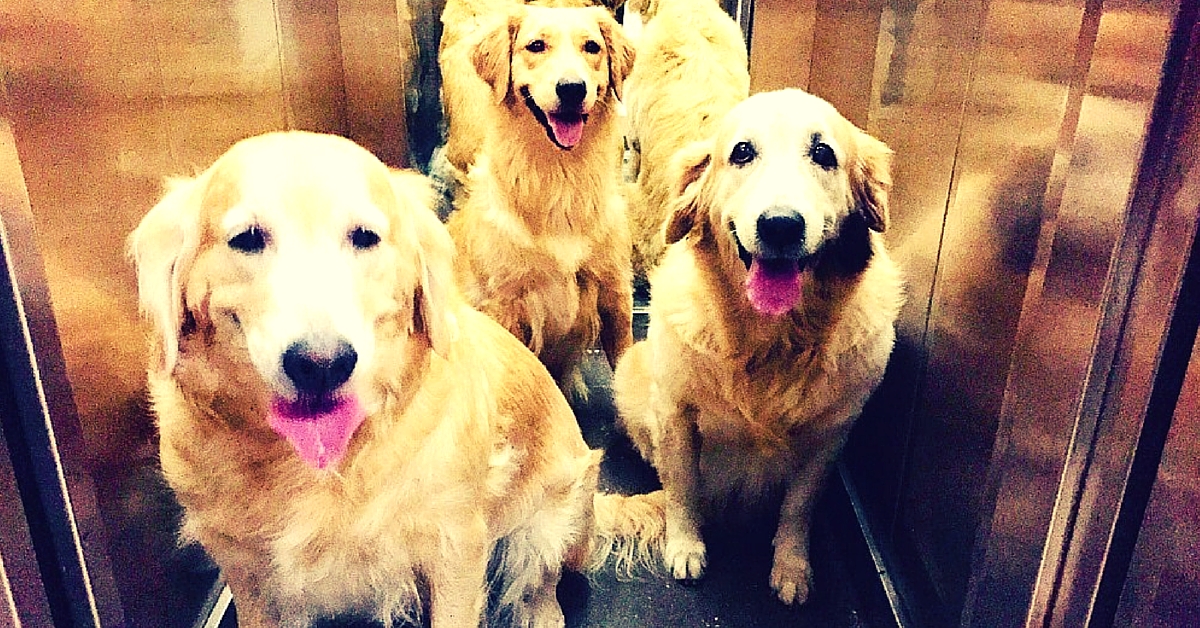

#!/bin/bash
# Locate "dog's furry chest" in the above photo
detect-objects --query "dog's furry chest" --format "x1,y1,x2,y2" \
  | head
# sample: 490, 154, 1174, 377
458, 196, 610, 345
689, 355, 829, 450
478, 195, 599, 270
266, 515, 426, 622
679, 341, 872, 501
160, 400, 490, 624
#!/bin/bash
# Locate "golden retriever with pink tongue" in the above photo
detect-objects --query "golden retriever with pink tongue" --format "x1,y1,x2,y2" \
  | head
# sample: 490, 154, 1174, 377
129, 131, 632, 628
612, 89, 905, 605
446, 5, 636, 391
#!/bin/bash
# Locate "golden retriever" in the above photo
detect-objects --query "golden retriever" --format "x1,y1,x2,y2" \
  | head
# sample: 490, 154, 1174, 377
622, 0, 749, 279
438, 0, 621, 179
129, 131, 605, 627
612, 90, 905, 605
445, 5, 636, 389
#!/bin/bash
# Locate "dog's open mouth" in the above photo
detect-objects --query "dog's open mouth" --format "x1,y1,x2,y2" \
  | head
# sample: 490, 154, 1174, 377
267, 394, 366, 470
733, 226, 806, 316
520, 86, 588, 150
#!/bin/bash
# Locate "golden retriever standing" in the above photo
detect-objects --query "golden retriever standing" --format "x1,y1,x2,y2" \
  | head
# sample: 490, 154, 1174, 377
622, 0, 749, 279
612, 90, 905, 605
129, 131, 605, 627
446, 5, 636, 389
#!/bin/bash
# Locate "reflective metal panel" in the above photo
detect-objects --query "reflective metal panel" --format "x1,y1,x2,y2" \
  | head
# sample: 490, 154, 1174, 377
748, 0, 817, 92
848, 2, 989, 568
2, 1, 294, 625
0, 111, 124, 625
902, 0, 1095, 617
1033, 6, 1199, 624
338, 0, 416, 167
1116, 326, 1200, 628
964, 2, 1182, 626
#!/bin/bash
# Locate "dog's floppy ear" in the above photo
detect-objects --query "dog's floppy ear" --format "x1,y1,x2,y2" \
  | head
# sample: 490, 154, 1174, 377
851, 129, 893, 233
663, 140, 713, 245
472, 11, 518, 104
388, 169, 456, 358
596, 8, 635, 100
128, 176, 203, 373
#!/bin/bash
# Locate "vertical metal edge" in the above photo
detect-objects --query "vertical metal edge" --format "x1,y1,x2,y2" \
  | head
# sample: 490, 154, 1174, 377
731, 0, 755, 52
0, 121, 125, 626
0, 413, 53, 627
191, 579, 232, 628
0, 552, 21, 628
1045, 5, 1200, 625
838, 460, 915, 628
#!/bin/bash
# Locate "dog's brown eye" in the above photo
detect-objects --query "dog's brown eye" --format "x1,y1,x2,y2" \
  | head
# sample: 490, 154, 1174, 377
350, 227, 381, 250
811, 141, 838, 170
229, 225, 267, 253
729, 141, 756, 166
526, 39, 546, 53
583, 40, 601, 54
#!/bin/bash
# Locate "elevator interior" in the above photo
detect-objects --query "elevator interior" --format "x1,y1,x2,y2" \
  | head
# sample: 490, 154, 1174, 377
1, 0, 1198, 626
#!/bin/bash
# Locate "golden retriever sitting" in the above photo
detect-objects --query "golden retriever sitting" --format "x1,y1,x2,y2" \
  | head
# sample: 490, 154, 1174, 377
612, 90, 906, 605
446, 5, 636, 389
129, 131, 604, 627
438, 0, 621, 179
622, 0, 750, 279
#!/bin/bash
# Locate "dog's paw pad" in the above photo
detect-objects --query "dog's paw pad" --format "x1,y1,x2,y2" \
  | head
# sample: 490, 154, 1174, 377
770, 553, 813, 605
664, 537, 707, 581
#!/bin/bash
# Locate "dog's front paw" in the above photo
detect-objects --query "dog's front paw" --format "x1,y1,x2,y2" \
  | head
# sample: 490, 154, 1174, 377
664, 536, 707, 581
770, 550, 813, 605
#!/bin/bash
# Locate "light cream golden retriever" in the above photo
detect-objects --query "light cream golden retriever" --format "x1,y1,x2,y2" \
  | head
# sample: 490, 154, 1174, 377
446, 5, 636, 389
129, 131, 607, 627
622, 0, 749, 279
612, 90, 905, 605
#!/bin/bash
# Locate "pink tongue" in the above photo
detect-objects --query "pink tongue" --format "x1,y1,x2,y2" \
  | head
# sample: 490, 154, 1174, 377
549, 115, 584, 148
745, 259, 804, 316
267, 396, 366, 470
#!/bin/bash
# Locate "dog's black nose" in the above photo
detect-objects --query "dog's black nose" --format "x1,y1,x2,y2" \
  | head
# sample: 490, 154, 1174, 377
756, 209, 805, 251
556, 80, 587, 108
283, 340, 357, 397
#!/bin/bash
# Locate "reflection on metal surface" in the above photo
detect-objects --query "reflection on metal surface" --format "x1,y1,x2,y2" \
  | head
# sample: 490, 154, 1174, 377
748, 0, 817, 92
1034, 6, 1200, 624
197, 582, 234, 628
0, 402, 54, 626
0, 114, 123, 625
0, 0, 1195, 625
1116, 321, 1200, 627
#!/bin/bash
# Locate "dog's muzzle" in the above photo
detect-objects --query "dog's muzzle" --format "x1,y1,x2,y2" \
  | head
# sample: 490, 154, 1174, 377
520, 84, 590, 150
733, 207, 811, 316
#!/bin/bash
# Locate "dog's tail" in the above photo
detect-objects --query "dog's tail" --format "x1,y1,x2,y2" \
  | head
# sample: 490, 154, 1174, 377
588, 490, 667, 577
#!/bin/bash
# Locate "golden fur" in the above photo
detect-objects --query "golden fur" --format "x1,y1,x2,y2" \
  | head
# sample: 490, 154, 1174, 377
446, 5, 636, 388
622, 0, 749, 279
438, 0, 621, 177
129, 131, 605, 627
612, 90, 905, 605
